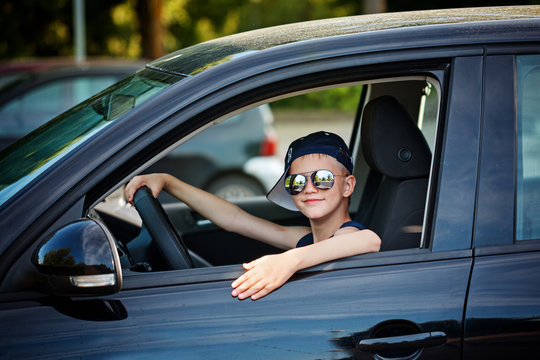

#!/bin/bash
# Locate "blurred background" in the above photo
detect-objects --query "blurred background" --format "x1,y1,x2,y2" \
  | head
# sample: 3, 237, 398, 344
0, 0, 537, 199
1, 0, 537, 61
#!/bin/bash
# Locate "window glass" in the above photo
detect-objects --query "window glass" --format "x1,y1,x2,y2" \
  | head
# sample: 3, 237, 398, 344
418, 82, 438, 151
72, 76, 119, 105
0, 98, 21, 134
0, 82, 66, 136
0, 76, 121, 137
0, 69, 185, 207
516, 55, 540, 241
21, 81, 65, 114
19, 82, 65, 133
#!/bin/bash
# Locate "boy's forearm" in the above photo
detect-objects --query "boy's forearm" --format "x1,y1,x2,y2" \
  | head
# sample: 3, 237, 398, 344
287, 230, 381, 271
163, 174, 243, 232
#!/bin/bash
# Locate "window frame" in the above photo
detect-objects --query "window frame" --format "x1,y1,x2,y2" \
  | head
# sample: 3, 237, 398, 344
474, 48, 540, 255
111, 58, 478, 288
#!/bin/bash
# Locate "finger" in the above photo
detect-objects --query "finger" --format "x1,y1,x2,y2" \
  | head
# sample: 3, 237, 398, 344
234, 271, 263, 294
231, 271, 250, 289
125, 186, 135, 203
232, 259, 261, 288
250, 285, 274, 301
236, 279, 267, 300
231, 271, 259, 297
125, 177, 143, 203
242, 260, 258, 270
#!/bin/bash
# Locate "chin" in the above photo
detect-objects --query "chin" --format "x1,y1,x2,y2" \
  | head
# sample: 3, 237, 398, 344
298, 206, 331, 220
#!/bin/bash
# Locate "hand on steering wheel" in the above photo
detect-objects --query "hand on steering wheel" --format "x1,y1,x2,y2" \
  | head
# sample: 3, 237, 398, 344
133, 186, 194, 270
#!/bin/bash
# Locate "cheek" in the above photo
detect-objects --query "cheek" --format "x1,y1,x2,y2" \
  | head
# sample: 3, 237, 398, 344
332, 180, 347, 196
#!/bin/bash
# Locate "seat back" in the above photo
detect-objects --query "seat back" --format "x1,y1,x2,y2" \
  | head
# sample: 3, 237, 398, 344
355, 96, 432, 250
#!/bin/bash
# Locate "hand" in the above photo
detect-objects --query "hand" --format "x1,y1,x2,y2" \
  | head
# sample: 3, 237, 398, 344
231, 252, 299, 301
125, 174, 167, 203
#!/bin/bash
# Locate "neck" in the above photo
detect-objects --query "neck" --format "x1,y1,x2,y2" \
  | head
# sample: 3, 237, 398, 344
309, 203, 351, 242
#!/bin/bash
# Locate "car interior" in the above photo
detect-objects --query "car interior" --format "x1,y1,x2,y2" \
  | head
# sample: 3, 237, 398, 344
90, 75, 440, 274
354, 95, 432, 251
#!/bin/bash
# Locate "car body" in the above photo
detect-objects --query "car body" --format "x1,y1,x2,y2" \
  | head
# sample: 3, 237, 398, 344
0, 60, 280, 198
1, 6, 540, 359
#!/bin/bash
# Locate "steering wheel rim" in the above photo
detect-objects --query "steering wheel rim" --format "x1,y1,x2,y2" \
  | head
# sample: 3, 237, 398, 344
133, 186, 194, 270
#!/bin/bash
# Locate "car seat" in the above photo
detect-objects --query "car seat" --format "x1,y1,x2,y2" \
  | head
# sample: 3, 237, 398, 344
354, 96, 432, 251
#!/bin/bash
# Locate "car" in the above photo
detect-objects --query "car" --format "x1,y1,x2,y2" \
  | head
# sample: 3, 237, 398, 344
1, 6, 540, 359
0, 60, 281, 199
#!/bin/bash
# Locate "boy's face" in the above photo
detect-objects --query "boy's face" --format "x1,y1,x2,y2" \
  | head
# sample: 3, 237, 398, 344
289, 154, 352, 220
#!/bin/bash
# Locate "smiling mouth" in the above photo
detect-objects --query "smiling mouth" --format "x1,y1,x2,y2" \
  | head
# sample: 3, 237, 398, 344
303, 198, 323, 204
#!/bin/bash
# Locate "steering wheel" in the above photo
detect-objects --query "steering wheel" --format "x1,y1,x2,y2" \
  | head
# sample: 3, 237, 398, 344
133, 186, 194, 270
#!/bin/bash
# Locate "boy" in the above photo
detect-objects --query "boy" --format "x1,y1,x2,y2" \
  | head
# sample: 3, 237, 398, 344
125, 131, 381, 300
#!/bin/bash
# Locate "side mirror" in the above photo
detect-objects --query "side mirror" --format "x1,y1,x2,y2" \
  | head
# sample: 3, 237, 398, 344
32, 219, 122, 297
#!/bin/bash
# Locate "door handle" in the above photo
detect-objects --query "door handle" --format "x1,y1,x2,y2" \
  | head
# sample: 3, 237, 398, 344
358, 331, 446, 352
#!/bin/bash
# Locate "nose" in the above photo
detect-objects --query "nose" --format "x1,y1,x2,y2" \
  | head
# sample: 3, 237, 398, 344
302, 176, 318, 194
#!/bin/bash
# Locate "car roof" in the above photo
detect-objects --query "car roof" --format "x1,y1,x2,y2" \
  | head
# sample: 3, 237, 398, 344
149, 6, 540, 77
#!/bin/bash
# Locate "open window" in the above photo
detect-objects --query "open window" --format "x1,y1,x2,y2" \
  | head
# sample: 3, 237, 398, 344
91, 74, 440, 274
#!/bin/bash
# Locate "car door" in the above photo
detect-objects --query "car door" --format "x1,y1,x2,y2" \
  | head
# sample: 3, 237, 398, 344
0, 53, 481, 360
463, 53, 540, 358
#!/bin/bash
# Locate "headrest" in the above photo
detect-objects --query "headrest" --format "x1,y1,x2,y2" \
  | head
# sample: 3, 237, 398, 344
361, 96, 431, 179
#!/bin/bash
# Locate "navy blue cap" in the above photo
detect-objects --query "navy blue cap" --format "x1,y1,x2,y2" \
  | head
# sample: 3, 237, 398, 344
266, 131, 354, 211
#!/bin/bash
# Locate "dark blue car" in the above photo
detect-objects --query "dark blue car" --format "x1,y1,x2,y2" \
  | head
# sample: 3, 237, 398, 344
1, 6, 540, 359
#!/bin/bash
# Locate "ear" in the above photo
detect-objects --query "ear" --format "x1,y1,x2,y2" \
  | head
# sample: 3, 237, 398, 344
343, 175, 356, 198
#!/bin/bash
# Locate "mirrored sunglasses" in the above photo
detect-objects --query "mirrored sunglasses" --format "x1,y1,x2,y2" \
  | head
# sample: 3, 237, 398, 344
284, 169, 347, 195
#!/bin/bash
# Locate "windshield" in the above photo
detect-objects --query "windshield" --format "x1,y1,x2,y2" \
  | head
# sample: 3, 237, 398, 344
0, 68, 184, 207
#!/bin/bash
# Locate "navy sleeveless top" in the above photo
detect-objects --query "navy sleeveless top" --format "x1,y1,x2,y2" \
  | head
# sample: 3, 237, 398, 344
296, 220, 365, 248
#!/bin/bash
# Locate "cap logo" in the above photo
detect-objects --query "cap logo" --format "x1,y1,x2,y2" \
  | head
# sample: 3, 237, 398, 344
287, 147, 293, 164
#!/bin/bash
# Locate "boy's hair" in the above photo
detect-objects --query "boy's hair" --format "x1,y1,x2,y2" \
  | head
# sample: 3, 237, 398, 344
267, 131, 353, 211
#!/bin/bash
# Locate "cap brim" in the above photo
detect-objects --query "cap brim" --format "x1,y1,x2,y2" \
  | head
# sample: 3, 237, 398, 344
266, 167, 299, 211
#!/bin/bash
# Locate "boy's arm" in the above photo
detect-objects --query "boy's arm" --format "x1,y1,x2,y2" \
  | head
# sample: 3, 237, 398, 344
231, 229, 381, 300
125, 173, 308, 249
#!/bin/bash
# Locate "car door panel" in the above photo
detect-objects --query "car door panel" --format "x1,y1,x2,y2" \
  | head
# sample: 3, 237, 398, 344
0, 255, 471, 359
463, 52, 540, 358
463, 250, 540, 358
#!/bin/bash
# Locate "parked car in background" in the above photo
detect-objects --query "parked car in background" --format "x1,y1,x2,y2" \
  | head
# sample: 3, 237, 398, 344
0, 6, 540, 359
0, 59, 144, 148
0, 60, 281, 198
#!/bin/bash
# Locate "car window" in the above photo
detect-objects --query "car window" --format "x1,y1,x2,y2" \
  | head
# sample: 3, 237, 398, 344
0, 69, 185, 207
21, 81, 65, 113
516, 55, 540, 241
103, 76, 440, 275
0, 75, 120, 136
418, 82, 439, 151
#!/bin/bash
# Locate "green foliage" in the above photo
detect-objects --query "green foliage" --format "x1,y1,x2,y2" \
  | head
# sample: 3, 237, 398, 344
1, 0, 538, 59
273, 85, 363, 111
0, 0, 126, 59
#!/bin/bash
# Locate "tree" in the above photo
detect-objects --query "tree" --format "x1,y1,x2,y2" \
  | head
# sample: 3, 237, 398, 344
136, 0, 164, 59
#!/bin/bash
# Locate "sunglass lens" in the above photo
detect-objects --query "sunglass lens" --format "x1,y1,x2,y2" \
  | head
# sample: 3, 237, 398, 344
312, 170, 334, 190
285, 174, 306, 195
291, 175, 306, 194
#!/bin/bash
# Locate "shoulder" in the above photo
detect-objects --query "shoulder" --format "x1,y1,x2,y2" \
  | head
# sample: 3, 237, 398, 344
296, 231, 313, 248
334, 221, 365, 236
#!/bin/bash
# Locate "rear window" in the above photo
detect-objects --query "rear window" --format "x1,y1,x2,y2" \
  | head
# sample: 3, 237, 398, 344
516, 55, 540, 241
